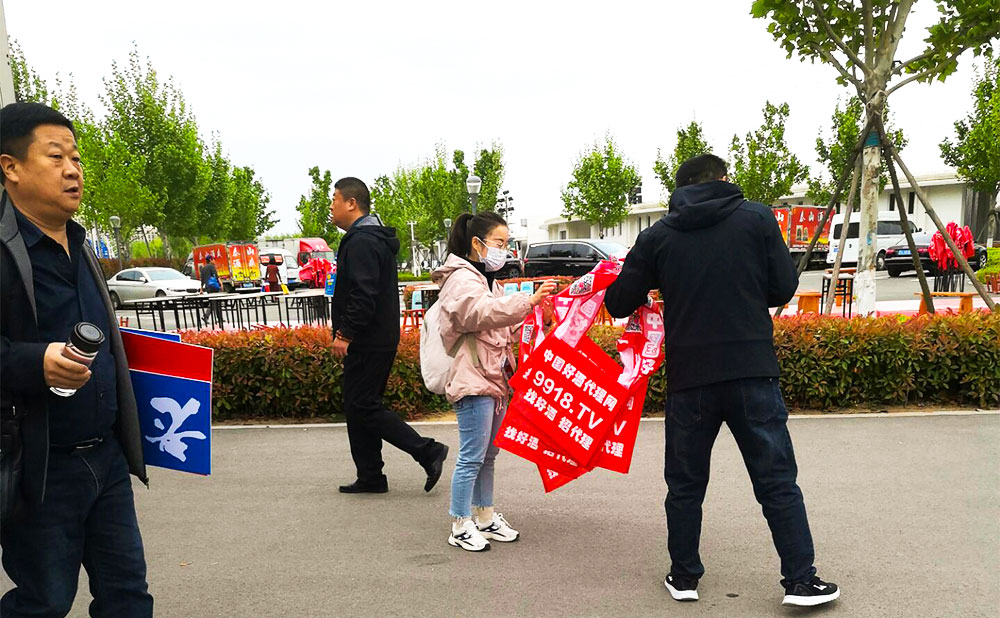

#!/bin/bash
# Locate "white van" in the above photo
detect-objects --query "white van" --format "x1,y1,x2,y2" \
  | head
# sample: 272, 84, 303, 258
827, 211, 920, 270
259, 247, 301, 288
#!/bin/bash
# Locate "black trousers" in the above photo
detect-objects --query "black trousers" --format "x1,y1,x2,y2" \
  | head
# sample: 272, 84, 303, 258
664, 377, 816, 584
342, 346, 436, 483
1, 437, 153, 617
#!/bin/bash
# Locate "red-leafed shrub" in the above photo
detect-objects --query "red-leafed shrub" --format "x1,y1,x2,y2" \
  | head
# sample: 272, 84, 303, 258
179, 327, 449, 421
180, 312, 999, 421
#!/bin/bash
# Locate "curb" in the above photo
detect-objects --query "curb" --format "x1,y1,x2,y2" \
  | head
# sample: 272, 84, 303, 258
213, 408, 1000, 430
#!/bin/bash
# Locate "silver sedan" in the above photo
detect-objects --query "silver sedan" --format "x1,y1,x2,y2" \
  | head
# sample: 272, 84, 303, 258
106, 267, 201, 309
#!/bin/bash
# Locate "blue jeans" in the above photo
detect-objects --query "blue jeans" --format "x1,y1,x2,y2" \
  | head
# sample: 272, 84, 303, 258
449, 396, 504, 518
1, 436, 153, 618
664, 377, 816, 585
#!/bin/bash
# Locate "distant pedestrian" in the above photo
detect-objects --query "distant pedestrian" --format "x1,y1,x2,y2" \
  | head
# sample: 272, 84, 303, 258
200, 254, 223, 326
604, 154, 840, 608
265, 261, 281, 292
330, 176, 449, 494
432, 211, 555, 552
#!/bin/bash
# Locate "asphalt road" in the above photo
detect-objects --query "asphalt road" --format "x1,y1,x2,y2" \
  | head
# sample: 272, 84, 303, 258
796, 268, 981, 301
5, 412, 997, 617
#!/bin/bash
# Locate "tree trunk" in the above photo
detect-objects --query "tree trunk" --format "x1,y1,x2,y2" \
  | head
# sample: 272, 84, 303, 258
856, 133, 881, 315
140, 227, 153, 258
971, 190, 993, 243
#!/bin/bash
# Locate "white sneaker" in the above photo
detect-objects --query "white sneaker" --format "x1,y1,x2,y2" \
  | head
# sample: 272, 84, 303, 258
448, 520, 491, 552
477, 512, 520, 542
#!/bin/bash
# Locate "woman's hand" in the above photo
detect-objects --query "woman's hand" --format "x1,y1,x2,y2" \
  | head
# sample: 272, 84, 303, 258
529, 280, 557, 307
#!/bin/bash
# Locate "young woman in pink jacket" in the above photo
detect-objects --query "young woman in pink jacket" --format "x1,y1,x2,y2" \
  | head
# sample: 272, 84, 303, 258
432, 211, 556, 552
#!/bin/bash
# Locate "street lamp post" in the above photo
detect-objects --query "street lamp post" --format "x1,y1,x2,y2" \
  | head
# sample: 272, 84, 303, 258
109, 215, 123, 272
466, 174, 481, 214
442, 217, 453, 262
408, 220, 419, 277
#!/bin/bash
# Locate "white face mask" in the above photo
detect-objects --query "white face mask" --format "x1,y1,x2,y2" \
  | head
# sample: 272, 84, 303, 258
475, 237, 507, 272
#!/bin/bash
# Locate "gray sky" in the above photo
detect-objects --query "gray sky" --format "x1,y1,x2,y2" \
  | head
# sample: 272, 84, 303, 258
5, 0, 984, 236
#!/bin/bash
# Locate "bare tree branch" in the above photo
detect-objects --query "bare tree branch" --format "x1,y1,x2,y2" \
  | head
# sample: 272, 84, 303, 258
886, 46, 970, 95
878, 0, 916, 74
808, 41, 865, 94
863, 0, 874, 65
810, 0, 869, 76
892, 50, 935, 76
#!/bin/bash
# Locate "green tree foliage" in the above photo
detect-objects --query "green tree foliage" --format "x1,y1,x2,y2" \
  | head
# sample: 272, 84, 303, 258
230, 166, 276, 240
807, 96, 906, 207
370, 145, 506, 262
295, 166, 341, 244
561, 135, 641, 237
99, 46, 212, 244
8, 41, 275, 253
199, 140, 236, 239
653, 121, 712, 194
940, 53, 1000, 239
728, 101, 809, 205
752, 1, 998, 102
9, 38, 51, 104
471, 146, 505, 212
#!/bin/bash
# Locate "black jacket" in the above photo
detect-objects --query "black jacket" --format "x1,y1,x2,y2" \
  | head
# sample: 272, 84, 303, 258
605, 181, 798, 392
331, 216, 401, 350
0, 192, 148, 512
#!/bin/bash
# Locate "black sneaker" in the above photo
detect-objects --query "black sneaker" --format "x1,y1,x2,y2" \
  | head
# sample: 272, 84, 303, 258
664, 574, 699, 601
422, 443, 449, 492
338, 479, 388, 494
782, 576, 840, 607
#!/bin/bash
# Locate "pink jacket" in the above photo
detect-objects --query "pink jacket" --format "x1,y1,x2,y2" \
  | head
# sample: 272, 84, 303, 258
431, 254, 533, 404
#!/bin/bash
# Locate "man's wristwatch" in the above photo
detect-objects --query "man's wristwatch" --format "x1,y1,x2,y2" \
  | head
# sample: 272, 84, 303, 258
335, 330, 352, 343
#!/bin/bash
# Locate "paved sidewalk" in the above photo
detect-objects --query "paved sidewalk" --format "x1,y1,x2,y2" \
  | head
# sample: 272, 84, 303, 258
3, 413, 998, 617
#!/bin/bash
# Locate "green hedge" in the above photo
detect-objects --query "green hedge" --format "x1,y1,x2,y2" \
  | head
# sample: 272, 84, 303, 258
180, 312, 1000, 421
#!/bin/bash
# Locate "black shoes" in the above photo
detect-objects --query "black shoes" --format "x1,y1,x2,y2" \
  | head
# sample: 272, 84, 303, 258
340, 443, 449, 494
664, 574, 699, 602
422, 443, 449, 492
782, 576, 841, 607
338, 478, 388, 494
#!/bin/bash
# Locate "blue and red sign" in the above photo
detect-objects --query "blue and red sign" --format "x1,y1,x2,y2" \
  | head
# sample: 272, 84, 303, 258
121, 331, 213, 476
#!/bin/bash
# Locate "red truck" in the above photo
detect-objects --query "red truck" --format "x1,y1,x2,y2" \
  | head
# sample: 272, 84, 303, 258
276, 237, 336, 289
772, 205, 832, 265
192, 242, 262, 292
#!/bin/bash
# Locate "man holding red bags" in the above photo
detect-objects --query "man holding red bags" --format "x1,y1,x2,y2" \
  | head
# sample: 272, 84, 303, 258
604, 154, 840, 608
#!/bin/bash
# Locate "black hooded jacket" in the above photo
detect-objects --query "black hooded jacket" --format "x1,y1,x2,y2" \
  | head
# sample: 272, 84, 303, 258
331, 215, 402, 350
604, 181, 799, 392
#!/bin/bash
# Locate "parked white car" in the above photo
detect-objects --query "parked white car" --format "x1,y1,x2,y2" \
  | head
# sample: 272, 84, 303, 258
106, 267, 201, 309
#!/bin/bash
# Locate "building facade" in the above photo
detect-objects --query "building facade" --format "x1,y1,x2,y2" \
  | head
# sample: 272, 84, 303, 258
542, 173, 989, 247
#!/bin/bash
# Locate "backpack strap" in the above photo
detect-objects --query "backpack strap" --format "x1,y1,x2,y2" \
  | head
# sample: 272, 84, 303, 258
438, 273, 480, 368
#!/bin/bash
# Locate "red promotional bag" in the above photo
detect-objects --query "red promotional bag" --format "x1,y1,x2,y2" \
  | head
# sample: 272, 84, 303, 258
497, 260, 664, 491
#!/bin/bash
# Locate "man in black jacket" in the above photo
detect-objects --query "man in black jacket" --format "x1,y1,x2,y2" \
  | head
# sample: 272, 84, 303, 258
605, 155, 839, 608
0, 103, 153, 616
330, 177, 448, 494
